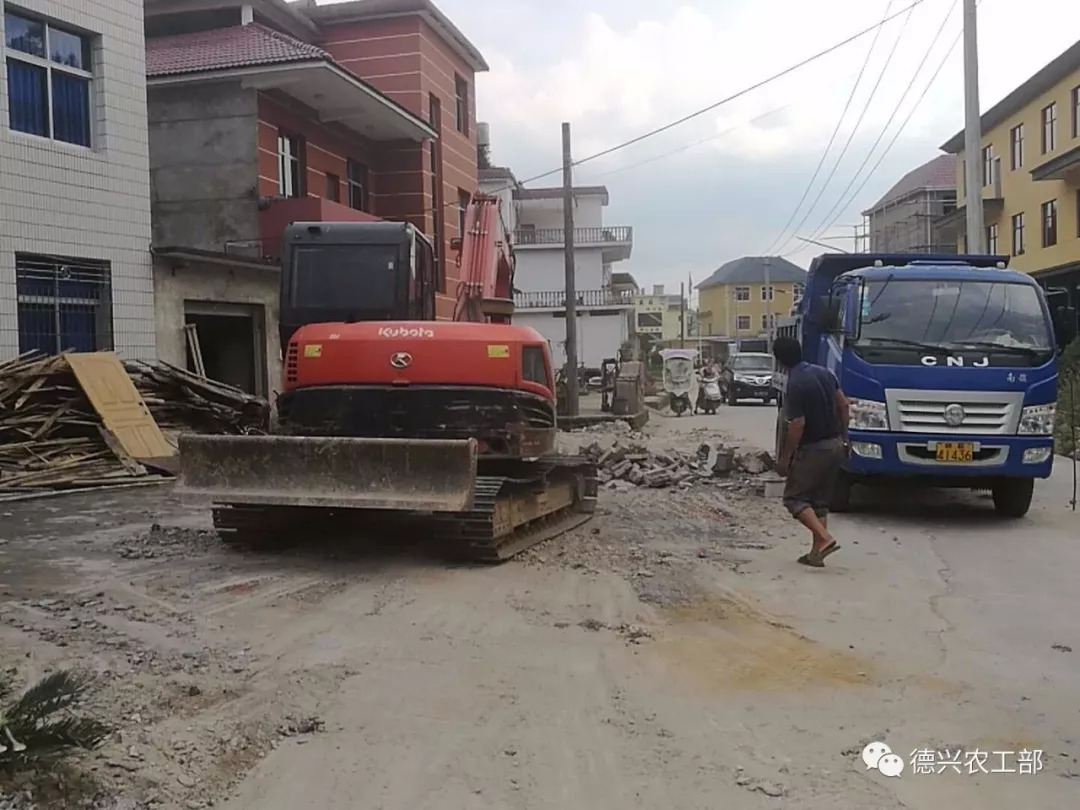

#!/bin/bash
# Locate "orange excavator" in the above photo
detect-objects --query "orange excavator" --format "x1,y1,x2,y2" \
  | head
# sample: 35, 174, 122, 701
175, 193, 597, 561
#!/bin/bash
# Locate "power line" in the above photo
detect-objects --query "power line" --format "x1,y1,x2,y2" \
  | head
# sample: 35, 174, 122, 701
774, 0, 927, 256
792, 20, 966, 255
580, 105, 791, 182
801, 0, 960, 245
428, 0, 930, 217
762, 0, 898, 256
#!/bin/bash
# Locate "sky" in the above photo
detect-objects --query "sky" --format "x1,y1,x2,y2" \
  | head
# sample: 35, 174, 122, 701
318, 0, 1080, 301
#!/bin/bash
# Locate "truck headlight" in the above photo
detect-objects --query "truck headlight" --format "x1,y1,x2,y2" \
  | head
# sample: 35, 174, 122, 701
1018, 403, 1056, 435
848, 397, 888, 431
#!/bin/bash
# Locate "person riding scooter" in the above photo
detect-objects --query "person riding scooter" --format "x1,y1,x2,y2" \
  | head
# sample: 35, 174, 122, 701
695, 361, 723, 415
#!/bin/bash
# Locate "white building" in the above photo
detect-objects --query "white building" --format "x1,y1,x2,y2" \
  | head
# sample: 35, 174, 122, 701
479, 155, 634, 369
0, 0, 154, 361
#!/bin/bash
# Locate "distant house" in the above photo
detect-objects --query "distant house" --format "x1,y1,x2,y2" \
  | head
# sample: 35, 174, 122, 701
696, 256, 805, 339
862, 155, 957, 254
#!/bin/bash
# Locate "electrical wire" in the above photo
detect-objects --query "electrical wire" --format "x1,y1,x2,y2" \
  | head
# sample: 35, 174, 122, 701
774, 0, 930, 256
425, 0, 930, 217
799, 0, 960, 247
761, 0, 897, 257
788, 13, 966, 256
580, 104, 791, 182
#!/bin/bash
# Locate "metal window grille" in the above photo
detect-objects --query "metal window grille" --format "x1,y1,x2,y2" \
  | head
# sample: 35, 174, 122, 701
15, 254, 113, 355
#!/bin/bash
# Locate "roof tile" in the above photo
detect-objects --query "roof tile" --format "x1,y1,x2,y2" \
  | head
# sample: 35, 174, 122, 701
146, 23, 328, 77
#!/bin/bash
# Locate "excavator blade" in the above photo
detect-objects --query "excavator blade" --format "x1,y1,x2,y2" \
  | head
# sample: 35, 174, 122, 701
174, 434, 477, 512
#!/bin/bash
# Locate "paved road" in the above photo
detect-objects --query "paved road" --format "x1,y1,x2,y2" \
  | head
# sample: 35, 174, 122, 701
654, 403, 1080, 806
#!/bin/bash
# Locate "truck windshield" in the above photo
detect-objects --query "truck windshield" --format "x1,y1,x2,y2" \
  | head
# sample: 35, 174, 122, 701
290, 244, 400, 311
855, 279, 1052, 354
732, 355, 774, 371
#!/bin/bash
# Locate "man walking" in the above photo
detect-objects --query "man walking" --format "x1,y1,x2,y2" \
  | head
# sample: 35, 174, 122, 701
773, 336, 850, 568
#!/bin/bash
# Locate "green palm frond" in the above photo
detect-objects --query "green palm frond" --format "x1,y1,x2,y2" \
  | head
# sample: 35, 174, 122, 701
4, 716, 112, 757
0, 669, 112, 766
5, 670, 96, 726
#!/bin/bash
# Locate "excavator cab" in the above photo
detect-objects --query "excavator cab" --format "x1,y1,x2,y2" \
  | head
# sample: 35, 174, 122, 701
279, 221, 437, 348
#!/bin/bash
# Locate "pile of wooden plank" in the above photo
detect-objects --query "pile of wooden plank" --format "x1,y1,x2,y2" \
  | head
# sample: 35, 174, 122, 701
124, 360, 269, 435
0, 351, 268, 500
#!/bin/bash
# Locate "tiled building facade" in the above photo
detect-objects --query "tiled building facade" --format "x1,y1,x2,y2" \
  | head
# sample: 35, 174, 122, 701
0, 0, 155, 360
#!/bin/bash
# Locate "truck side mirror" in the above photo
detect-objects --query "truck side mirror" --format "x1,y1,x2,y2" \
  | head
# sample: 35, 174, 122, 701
818, 296, 841, 332
1053, 305, 1077, 348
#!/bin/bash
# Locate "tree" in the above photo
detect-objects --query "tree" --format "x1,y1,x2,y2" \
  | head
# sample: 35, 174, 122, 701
477, 142, 492, 170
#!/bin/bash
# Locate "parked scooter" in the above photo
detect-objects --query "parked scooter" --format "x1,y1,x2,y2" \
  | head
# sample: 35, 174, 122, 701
659, 348, 698, 416
695, 370, 723, 415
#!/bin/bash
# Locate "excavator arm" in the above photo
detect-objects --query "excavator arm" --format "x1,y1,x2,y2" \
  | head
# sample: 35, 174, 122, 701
451, 192, 516, 323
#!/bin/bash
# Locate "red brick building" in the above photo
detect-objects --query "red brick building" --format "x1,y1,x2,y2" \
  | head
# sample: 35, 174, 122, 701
143, 0, 487, 395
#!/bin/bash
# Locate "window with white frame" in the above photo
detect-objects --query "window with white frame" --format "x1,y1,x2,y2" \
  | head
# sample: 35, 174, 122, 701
277, 132, 303, 197
986, 223, 998, 254
736, 315, 751, 331
793, 282, 805, 304
734, 286, 750, 301
4, 11, 93, 146
761, 285, 774, 301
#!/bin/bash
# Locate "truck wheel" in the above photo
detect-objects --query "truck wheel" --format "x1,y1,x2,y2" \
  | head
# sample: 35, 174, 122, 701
829, 472, 852, 513
991, 478, 1034, 518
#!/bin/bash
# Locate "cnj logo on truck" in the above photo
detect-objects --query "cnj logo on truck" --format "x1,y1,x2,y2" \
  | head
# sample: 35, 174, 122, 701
921, 355, 989, 367
377, 326, 435, 339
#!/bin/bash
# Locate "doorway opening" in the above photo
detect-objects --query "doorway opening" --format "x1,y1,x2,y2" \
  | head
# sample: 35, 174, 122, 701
183, 301, 267, 396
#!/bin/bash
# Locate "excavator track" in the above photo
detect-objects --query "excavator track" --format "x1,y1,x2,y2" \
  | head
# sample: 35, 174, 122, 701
209, 455, 598, 562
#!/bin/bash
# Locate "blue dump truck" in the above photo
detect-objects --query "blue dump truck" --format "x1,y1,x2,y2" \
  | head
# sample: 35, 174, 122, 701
773, 253, 1077, 517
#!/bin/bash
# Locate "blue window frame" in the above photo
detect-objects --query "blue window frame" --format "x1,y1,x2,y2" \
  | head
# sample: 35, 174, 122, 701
4, 11, 92, 146
15, 254, 113, 355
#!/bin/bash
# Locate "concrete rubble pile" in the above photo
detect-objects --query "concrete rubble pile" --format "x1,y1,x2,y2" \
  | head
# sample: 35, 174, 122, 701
579, 439, 774, 490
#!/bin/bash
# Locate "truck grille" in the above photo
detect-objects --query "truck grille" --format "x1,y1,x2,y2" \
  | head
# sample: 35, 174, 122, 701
886, 389, 1022, 435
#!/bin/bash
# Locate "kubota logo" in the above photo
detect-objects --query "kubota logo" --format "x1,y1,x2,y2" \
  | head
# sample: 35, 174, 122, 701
378, 326, 435, 338
390, 352, 412, 369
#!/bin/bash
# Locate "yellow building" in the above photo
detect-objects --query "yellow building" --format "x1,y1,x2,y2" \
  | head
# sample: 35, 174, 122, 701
633, 284, 684, 343
937, 40, 1080, 298
696, 256, 805, 339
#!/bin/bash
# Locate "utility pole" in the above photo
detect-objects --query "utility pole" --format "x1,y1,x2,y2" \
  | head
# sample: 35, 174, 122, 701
678, 282, 686, 347
764, 256, 773, 355
561, 122, 579, 416
962, 0, 984, 253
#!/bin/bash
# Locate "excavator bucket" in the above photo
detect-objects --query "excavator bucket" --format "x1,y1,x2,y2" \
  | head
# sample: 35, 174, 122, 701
174, 434, 478, 512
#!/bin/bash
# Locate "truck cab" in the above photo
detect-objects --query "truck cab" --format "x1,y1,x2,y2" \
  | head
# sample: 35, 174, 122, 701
774, 253, 1077, 517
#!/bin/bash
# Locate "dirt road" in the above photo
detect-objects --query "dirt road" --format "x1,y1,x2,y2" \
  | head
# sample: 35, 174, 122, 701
1, 410, 1078, 809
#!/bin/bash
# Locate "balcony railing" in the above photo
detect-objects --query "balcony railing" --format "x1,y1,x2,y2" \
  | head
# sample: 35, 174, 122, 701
515, 289, 635, 309
513, 226, 632, 246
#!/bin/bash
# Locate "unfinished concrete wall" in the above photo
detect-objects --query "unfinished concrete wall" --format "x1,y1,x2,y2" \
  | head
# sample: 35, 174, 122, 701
148, 82, 259, 254
153, 260, 282, 396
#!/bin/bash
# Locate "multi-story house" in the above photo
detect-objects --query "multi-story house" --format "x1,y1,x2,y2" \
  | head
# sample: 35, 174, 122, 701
862, 154, 956, 253
144, 0, 485, 395
696, 256, 805, 341
937, 39, 1080, 304
633, 284, 684, 347
1, 0, 154, 361
478, 147, 635, 370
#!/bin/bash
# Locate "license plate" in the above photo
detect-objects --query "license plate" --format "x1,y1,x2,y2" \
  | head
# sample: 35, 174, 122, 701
935, 442, 974, 462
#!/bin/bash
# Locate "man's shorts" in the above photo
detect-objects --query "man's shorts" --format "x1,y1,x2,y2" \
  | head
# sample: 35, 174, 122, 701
783, 437, 844, 518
